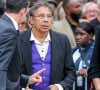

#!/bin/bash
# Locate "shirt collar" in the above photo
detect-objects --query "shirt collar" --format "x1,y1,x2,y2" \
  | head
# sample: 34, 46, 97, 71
30, 31, 51, 43
5, 13, 18, 30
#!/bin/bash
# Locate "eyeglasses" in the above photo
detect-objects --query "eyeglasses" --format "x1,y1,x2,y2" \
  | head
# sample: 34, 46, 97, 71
33, 14, 53, 19
85, 10, 98, 14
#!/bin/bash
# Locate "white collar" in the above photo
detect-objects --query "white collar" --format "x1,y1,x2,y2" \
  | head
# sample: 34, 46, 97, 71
30, 31, 51, 43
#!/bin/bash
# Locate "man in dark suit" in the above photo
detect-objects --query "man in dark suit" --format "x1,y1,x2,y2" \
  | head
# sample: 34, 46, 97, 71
88, 26, 100, 90
20, 1, 75, 90
0, 0, 29, 90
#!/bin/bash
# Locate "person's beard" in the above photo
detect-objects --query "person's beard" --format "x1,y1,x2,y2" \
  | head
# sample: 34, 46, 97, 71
70, 12, 81, 23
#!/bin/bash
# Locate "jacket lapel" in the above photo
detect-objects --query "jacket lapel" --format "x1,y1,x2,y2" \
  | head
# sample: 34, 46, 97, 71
50, 30, 60, 83
21, 30, 32, 74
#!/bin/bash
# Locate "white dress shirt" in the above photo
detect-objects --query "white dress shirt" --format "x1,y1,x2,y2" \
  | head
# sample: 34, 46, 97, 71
30, 31, 51, 60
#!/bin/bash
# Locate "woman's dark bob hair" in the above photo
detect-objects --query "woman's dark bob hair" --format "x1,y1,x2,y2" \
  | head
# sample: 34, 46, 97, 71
77, 22, 95, 36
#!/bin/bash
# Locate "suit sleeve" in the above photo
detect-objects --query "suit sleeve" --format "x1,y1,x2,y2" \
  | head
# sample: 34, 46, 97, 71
88, 27, 100, 79
20, 74, 29, 88
0, 27, 17, 90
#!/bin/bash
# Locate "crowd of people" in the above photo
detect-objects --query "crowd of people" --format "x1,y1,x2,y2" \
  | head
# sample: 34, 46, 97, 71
0, 0, 100, 90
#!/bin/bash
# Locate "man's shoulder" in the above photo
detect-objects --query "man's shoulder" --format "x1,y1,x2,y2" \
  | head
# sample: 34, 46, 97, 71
0, 16, 7, 25
52, 18, 69, 33
0, 15, 13, 27
53, 19, 64, 25
0, 18, 16, 35
52, 18, 67, 26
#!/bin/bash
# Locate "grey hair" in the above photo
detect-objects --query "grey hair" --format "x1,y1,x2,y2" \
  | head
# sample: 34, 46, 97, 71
82, 2, 99, 14
28, 0, 54, 16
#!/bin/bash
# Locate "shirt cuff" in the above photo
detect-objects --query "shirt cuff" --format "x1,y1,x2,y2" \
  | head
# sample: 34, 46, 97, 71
55, 84, 63, 90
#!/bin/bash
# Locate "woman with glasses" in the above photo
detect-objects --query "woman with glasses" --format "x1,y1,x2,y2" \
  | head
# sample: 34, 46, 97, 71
20, 1, 75, 90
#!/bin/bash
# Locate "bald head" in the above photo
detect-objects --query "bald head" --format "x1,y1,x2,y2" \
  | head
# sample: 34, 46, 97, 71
62, 0, 80, 7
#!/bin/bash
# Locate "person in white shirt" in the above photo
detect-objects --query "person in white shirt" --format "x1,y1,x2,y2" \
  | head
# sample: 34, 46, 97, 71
20, 1, 75, 90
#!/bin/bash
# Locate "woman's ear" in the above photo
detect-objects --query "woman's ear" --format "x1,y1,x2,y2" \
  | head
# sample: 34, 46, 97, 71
28, 16, 33, 28
90, 33, 94, 39
29, 16, 33, 24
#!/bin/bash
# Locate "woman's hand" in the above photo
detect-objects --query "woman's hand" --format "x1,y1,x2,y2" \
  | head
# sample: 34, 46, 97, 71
76, 69, 87, 77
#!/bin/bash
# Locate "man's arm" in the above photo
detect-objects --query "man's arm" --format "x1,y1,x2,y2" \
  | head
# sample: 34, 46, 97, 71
0, 28, 17, 90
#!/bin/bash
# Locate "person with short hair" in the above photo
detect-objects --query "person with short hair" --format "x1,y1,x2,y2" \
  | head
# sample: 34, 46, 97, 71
0, 0, 29, 90
81, 2, 99, 21
90, 1, 100, 32
20, 1, 75, 90
52, 0, 82, 49
72, 22, 95, 90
